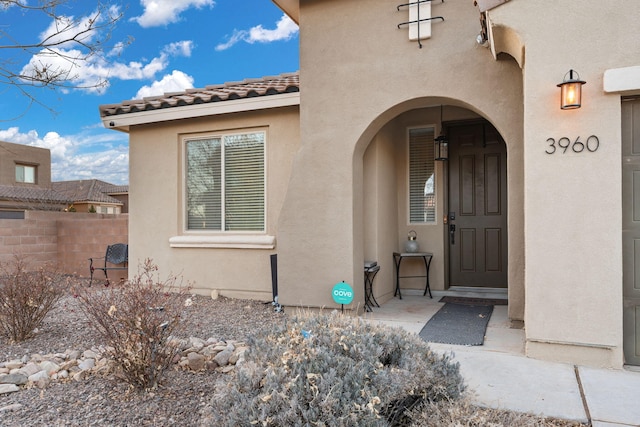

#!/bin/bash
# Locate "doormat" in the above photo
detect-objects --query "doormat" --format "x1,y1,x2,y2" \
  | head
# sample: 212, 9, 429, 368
439, 296, 507, 306
419, 303, 494, 346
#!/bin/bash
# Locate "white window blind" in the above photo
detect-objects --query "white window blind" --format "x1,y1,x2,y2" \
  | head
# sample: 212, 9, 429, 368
409, 127, 436, 223
186, 132, 265, 231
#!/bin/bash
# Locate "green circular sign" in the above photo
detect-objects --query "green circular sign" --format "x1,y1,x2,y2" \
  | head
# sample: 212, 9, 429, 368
332, 281, 354, 305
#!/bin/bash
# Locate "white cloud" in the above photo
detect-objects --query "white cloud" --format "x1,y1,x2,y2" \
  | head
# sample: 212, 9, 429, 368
163, 40, 194, 57
20, 40, 193, 94
132, 0, 214, 28
134, 70, 195, 99
249, 14, 299, 43
0, 127, 129, 184
216, 14, 298, 51
108, 42, 127, 57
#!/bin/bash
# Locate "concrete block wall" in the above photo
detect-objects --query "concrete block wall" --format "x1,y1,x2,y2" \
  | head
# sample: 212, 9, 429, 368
0, 211, 58, 265
57, 213, 128, 281
0, 211, 128, 281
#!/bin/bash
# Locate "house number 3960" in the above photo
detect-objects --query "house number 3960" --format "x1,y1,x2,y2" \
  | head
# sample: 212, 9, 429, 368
545, 135, 599, 154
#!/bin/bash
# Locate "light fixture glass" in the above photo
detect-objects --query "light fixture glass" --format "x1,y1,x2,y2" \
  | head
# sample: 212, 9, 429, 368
435, 105, 448, 161
434, 134, 448, 161
557, 69, 586, 110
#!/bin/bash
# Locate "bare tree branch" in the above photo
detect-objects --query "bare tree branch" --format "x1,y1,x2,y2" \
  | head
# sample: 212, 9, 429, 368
0, 1, 127, 116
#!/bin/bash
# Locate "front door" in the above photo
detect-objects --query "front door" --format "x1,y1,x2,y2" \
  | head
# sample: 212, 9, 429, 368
448, 121, 508, 287
622, 98, 640, 365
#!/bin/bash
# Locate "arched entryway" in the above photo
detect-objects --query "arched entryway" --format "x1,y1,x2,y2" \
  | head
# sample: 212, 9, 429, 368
359, 102, 520, 318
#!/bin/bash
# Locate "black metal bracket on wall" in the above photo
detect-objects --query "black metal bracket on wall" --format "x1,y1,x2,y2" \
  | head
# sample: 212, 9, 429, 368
397, 0, 445, 49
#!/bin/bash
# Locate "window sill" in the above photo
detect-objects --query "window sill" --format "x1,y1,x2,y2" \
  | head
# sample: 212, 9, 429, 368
169, 234, 275, 249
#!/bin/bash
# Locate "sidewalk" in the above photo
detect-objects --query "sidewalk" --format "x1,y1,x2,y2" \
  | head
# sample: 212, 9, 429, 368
363, 291, 640, 426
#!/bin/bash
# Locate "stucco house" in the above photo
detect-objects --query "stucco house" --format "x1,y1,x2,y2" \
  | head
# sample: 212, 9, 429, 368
53, 179, 129, 214
0, 140, 71, 215
100, 0, 640, 369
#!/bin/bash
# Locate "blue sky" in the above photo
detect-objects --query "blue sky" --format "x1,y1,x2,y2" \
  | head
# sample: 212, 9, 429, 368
0, 0, 299, 185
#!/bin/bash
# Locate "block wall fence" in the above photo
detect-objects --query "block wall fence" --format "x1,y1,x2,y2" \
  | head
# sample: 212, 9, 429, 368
0, 211, 128, 282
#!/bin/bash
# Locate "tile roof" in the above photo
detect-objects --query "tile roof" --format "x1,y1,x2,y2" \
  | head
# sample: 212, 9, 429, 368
0, 185, 72, 204
99, 72, 300, 118
52, 180, 125, 205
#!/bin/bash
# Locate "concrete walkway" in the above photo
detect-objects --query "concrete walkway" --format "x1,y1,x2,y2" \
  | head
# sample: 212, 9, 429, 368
363, 291, 640, 426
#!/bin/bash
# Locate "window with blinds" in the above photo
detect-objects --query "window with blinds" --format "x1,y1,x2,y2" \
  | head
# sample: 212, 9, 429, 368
186, 132, 265, 231
408, 127, 436, 223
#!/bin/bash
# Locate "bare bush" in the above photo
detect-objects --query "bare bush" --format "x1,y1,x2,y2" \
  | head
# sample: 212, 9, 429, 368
75, 259, 192, 390
0, 256, 66, 342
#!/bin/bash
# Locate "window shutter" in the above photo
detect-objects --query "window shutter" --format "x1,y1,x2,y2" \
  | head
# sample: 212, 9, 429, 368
409, 128, 436, 223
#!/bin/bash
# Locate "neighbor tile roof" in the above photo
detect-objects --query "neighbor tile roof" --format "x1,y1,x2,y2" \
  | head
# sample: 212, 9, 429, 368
52, 180, 125, 205
99, 72, 300, 118
0, 185, 72, 204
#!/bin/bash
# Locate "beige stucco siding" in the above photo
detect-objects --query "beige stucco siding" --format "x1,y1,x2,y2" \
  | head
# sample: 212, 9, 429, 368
128, 106, 299, 298
278, 0, 524, 313
486, 0, 640, 366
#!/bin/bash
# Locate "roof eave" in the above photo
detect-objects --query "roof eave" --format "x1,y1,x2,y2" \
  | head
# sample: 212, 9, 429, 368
102, 92, 300, 133
272, 0, 299, 24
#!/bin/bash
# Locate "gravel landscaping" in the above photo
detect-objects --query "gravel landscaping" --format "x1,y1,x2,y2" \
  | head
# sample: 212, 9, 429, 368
0, 285, 587, 426
0, 288, 283, 426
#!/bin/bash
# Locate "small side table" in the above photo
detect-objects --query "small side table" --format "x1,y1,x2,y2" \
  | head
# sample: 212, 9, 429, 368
393, 252, 433, 299
364, 263, 380, 312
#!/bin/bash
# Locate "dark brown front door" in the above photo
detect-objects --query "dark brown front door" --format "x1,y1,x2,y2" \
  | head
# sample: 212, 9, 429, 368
448, 122, 507, 288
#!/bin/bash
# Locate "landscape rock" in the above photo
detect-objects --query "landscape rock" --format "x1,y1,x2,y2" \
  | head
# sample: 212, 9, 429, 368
213, 349, 233, 367
4, 360, 22, 370
18, 363, 41, 377
187, 352, 205, 371
28, 371, 50, 389
78, 358, 95, 371
83, 349, 99, 359
0, 373, 28, 385
0, 403, 22, 412
188, 337, 205, 351
0, 384, 19, 395
39, 360, 60, 376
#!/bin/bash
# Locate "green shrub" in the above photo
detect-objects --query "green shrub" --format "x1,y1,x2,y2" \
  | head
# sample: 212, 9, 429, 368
75, 259, 191, 390
0, 256, 66, 342
202, 310, 464, 426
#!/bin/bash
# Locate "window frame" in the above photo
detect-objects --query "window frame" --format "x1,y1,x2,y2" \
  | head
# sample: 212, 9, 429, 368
15, 163, 37, 184
181, 128, 268, 235
407, 125, 437, 225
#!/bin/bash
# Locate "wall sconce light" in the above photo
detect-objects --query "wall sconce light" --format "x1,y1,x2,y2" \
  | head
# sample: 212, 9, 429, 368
557, 69, 586, 110
435, 105, 448, 160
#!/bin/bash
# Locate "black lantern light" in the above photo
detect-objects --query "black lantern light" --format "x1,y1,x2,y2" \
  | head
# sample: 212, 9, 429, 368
435, 105, 448, 161
557, 69, 586, 110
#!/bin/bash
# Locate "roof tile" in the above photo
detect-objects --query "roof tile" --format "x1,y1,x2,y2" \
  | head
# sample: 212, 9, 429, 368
99, 72, 299, 118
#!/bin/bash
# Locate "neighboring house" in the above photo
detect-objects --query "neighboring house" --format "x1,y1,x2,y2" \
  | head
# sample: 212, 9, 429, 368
0, 141, 128, 216
53, 180, 128, 214
0, 141, 71, 215
100, 0, 640, 369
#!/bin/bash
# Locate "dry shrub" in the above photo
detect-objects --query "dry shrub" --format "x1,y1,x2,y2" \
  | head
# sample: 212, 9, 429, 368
408, 399, 589, 426
203, 310, 465, 426
75, 259, 191, 390
0, 256, 66, 342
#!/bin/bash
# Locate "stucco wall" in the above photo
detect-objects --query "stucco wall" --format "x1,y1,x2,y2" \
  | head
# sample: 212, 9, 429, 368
277, 0, 524, 314
0, 141, 51, 187
128, 107, 299, 298
486, 0, 640, 367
